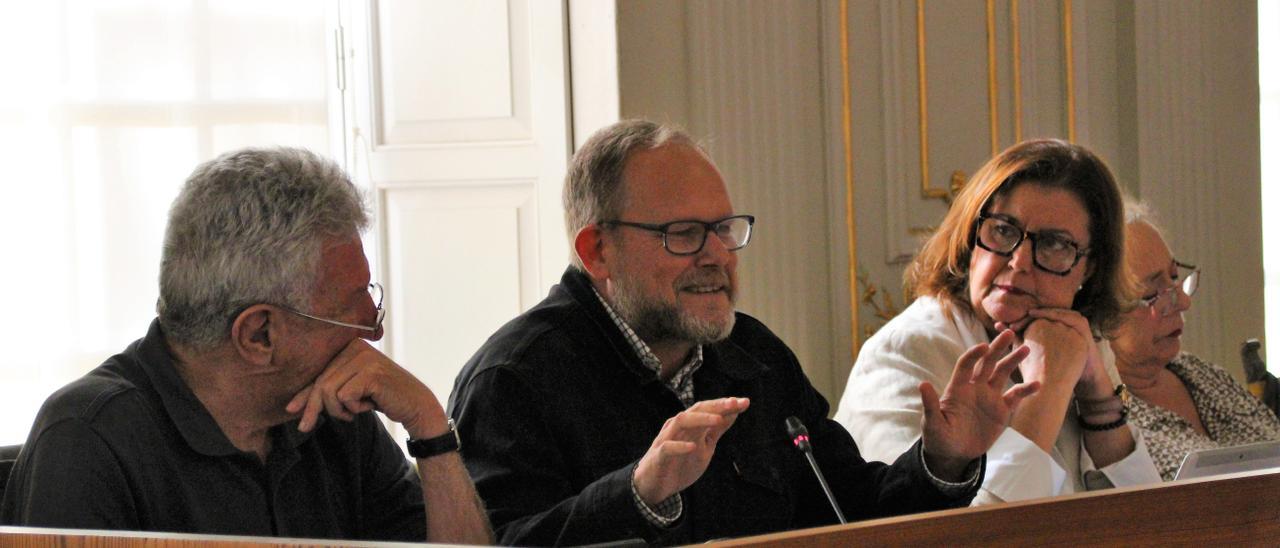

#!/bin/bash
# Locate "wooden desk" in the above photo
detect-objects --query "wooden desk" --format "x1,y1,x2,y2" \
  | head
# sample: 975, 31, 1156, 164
3, 470, 1277, 547
0, 527, 423, 547
714, 468, 1280, 547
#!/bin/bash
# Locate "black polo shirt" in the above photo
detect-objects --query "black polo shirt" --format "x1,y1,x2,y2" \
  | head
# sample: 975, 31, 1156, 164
0, 320, 426, 541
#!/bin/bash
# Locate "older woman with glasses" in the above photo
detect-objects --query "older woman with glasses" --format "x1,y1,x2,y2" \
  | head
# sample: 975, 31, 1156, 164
1109, 203, 1280, 480
835, 139, 1161, 505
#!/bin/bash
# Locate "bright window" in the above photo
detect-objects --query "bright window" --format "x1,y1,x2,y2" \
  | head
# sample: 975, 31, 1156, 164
1262, 0, 1280, 373
0, 0, 330, 444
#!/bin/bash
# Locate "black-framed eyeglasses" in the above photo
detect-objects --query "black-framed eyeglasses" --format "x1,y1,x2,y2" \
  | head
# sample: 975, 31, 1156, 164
283, 282, 385, 333
599, 214, 755, 256
1139, 260, 1199, 317
974, 214, 1089, 276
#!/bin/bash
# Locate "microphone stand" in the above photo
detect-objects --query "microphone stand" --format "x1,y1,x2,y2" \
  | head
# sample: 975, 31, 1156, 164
785, 416, 847, 525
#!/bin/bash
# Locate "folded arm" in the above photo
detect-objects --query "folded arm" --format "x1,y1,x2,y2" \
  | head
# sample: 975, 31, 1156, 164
288, 339, 491, 544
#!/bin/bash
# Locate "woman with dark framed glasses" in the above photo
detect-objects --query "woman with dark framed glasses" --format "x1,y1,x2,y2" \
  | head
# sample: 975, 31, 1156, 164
1109, 203, 1280, 480
835, 139, 1160, 505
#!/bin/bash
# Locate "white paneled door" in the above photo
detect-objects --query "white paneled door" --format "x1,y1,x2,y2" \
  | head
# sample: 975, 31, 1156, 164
337, 0, 572, 419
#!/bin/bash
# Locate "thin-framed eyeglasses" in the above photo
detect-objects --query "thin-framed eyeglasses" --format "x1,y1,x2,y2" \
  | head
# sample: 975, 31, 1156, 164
974, 214, 1090, 276
283, 282, 385, 332
599, 214, 755, 256
1139, 261, 1199, 317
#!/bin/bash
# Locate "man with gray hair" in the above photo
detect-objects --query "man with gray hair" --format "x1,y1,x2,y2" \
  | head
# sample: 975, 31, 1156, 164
1, 148, 491, 543
449, 120, 1038, 545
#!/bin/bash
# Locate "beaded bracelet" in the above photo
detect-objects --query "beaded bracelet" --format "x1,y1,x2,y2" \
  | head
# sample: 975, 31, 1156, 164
1075, 384, 1131, 432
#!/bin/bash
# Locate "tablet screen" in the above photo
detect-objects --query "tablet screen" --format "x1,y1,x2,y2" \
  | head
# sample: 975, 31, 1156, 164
1174, 440, 1280, 480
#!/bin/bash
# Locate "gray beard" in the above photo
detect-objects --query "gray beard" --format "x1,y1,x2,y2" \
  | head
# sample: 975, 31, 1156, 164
610, 269, 736, 346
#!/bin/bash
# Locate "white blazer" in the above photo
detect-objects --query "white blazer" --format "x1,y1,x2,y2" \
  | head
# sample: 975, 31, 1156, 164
834, 296, 1162, 505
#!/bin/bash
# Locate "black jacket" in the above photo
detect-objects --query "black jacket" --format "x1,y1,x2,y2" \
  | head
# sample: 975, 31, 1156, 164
448, 268, 978, 546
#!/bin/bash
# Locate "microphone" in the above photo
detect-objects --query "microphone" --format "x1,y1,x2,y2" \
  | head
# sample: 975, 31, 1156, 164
785, 416, 847, 524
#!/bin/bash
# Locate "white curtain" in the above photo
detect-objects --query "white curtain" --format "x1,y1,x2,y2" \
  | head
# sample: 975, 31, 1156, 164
0, 0, 329, 444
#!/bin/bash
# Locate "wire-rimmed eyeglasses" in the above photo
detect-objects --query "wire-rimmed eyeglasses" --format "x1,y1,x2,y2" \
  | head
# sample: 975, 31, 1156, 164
599, 214, 755, 256
974, 214, 1090, 276
284, 282, 385, 332
1138, 261, 1199, 317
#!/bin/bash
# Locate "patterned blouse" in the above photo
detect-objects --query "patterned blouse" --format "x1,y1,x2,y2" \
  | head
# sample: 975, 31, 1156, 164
1129, 352, 1280, 480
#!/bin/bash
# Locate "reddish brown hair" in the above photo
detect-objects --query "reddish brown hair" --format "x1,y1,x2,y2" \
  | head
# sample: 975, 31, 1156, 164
907, 139, 1134, 332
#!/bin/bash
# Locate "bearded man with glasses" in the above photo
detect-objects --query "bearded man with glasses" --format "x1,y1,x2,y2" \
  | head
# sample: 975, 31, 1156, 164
448, 120, 1039, 546
1, 148, 491, 544
1109, 202, 1280, 481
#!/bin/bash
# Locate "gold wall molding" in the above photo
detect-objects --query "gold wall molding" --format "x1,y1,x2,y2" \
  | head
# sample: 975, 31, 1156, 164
1011, 0, 1022, 142
916, 0, 998, 204
840, 0, 859, 360
1013, 0, 1075, 143
1063, 0, 1076, 142
857, 269, 904, 343
858, 0, 1082, 331
985, 0, 998, 155
917, 0, 1078, 193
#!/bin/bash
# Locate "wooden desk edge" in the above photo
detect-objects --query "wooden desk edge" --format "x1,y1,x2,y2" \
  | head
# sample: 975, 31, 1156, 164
3, 470, 1277, 547
0, 526, 432, 547
709, 468, 1280, 547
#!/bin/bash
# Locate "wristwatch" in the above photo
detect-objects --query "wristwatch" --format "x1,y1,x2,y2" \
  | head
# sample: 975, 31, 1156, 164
406, 418, 460, 458
1077, 384, 1131, 432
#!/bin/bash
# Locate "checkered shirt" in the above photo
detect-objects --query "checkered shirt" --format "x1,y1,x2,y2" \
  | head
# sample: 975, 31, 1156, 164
593, 289, 704, 527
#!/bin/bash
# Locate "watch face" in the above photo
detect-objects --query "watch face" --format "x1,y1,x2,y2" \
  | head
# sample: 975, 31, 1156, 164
447, 418, 460, 447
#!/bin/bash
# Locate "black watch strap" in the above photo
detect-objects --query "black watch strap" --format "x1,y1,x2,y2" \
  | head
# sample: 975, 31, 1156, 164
406, 418, 460, 458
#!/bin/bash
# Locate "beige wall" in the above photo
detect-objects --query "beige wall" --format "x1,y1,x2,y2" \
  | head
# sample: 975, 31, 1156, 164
605, 0, 1263, 404
616, 0, 844, 399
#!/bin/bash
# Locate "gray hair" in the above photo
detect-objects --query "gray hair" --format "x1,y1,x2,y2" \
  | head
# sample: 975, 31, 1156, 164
562, 119, 701, 269
157, 147, 370, 350
1123, 196, 1162, 230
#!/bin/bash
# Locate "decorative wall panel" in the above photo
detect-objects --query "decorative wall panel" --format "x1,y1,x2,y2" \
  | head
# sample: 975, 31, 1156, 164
382, 182, 537, 403
340, 0, 572, 435
878, 0, 1077, 266
683, 0, 835, 394
372, 0, 533, 145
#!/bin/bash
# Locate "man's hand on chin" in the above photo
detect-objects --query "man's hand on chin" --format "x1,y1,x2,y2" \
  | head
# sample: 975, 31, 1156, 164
285, 339, 446, 435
